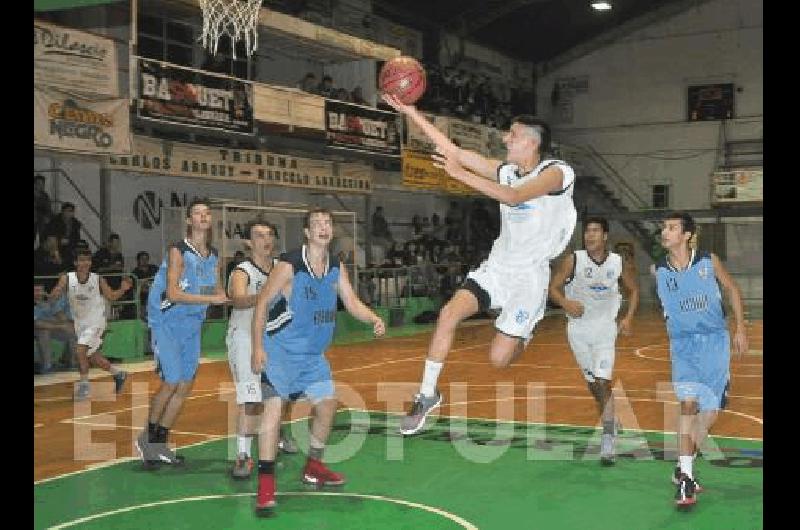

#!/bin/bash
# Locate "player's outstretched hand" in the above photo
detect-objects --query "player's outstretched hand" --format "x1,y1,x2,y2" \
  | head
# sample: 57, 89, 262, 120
432, 149, 466, 180
732, 323, 748, 358
373, 318, 386, 337
381, 93, 414, 114
252, 347, 266, 374
618, 316, 633, 336
563, 299, 585, 318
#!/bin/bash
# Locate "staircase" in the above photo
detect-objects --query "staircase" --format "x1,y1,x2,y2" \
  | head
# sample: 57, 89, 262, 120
558, 143, 662, 260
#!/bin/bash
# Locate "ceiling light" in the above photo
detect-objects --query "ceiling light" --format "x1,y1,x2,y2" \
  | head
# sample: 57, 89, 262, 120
591, 2, 613, 11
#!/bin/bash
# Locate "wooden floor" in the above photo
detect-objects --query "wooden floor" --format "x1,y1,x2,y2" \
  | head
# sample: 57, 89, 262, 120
34, 308, 763, 483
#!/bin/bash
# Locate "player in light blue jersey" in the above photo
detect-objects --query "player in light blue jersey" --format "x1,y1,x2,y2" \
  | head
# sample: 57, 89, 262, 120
249, 208, 385, 514
655, 211, 748, 508
135, 198, 229, 468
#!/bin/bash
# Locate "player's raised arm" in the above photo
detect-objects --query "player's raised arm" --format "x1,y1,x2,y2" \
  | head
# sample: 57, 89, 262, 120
382, 93, 501, 180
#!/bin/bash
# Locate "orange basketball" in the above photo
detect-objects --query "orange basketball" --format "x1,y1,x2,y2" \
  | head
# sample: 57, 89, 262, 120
379, 56, 427, 105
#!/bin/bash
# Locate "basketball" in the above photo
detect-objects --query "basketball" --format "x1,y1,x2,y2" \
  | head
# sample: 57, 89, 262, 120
379, 56, 427, 105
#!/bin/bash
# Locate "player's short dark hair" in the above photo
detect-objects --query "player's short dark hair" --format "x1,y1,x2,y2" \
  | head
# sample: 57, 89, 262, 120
511, 115, 552, 156
75, 248, 93, 259
136, 251, 149, 261
584, 216, 609, 233
244, 218, 279, 240
304, 207, 333, 229
663, 211, 696, 237
186, 197, 212, 218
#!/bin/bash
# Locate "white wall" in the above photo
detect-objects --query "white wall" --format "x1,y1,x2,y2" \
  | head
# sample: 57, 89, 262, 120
537, 0, 762, 211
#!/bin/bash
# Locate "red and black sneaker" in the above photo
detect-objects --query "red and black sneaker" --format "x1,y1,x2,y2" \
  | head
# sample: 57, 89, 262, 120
255, 473, 276, 513
675, 473, 698, 508
672, 465, 704, 493
302, 458, 346, 486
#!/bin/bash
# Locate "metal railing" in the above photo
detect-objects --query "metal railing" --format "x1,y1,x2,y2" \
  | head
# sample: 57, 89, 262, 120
353, 262, 465, 308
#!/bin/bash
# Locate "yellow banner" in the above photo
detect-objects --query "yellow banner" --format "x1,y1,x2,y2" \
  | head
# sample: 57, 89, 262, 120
402, 149, 445, 190
401, 149, 477, 195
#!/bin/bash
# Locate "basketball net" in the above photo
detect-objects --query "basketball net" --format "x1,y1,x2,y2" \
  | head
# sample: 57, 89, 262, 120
198, 0, 262, 59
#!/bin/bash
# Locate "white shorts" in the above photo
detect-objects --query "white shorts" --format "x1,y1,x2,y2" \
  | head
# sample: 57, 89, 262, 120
76, 325, 104, 356
466, 260, 550, 341
226, 328, 262, 404
567, 320, 617, 382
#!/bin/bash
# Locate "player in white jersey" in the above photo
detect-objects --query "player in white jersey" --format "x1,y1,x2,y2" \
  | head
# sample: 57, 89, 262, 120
382, 94, 577, 435
48, 248, 133, 400
549, 217, 639, 464
227, 219, 297, 479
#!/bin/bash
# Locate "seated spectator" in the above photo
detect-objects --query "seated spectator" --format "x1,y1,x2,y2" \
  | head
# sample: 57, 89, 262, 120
371, 206, 393, 244
334, 87, 351, 102
298, 72, 320, 94
46, 202, 83, 260
132, 250, 159, 319
34, 174, 52, 244
318, 75, 335, 98
34, 283, 76, 374
93, 233, 124, 274
351, 86, 367, 105
34, 233, 68, 290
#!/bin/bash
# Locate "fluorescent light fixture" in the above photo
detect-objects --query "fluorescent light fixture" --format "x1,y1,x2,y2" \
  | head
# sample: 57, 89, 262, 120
591, 1, 613, 11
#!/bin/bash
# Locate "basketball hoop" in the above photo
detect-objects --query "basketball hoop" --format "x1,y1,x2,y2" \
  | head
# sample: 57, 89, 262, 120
198, 0, 262, 59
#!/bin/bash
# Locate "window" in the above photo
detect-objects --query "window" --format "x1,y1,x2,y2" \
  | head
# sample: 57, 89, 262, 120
652, 184, 670, 209
137, 14, 194, 67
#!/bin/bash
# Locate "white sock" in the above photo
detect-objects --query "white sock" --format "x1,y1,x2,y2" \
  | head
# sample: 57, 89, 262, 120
420, 359, 443, 398
679, 455, 693, 478
238, 435, 252, 456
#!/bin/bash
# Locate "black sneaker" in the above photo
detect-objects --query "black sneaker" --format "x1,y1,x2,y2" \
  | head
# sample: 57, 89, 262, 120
671, 464, 682, 485
113, 371, 128, 394
675, 473, 698, 508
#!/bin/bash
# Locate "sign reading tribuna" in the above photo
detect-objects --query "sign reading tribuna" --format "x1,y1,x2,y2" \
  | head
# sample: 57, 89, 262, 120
106, 136, 373, 194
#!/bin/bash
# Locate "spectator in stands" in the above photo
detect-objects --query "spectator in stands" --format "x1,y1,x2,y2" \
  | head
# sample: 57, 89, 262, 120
334, 87, 351, 102
298, 72, 320, 94
46, 202, 82, 261
430, 213, 446, 241
318, 75, 335, 98
34, 283, 76, 374
93, 233, 124, 274
445, 201, 463, 242
34, 174, 52, 244
132, 250, 159, 320
371, 206, 392, 244
412, 214, 422, 236
351, 86, 367, 106
34, 233, 69, 291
